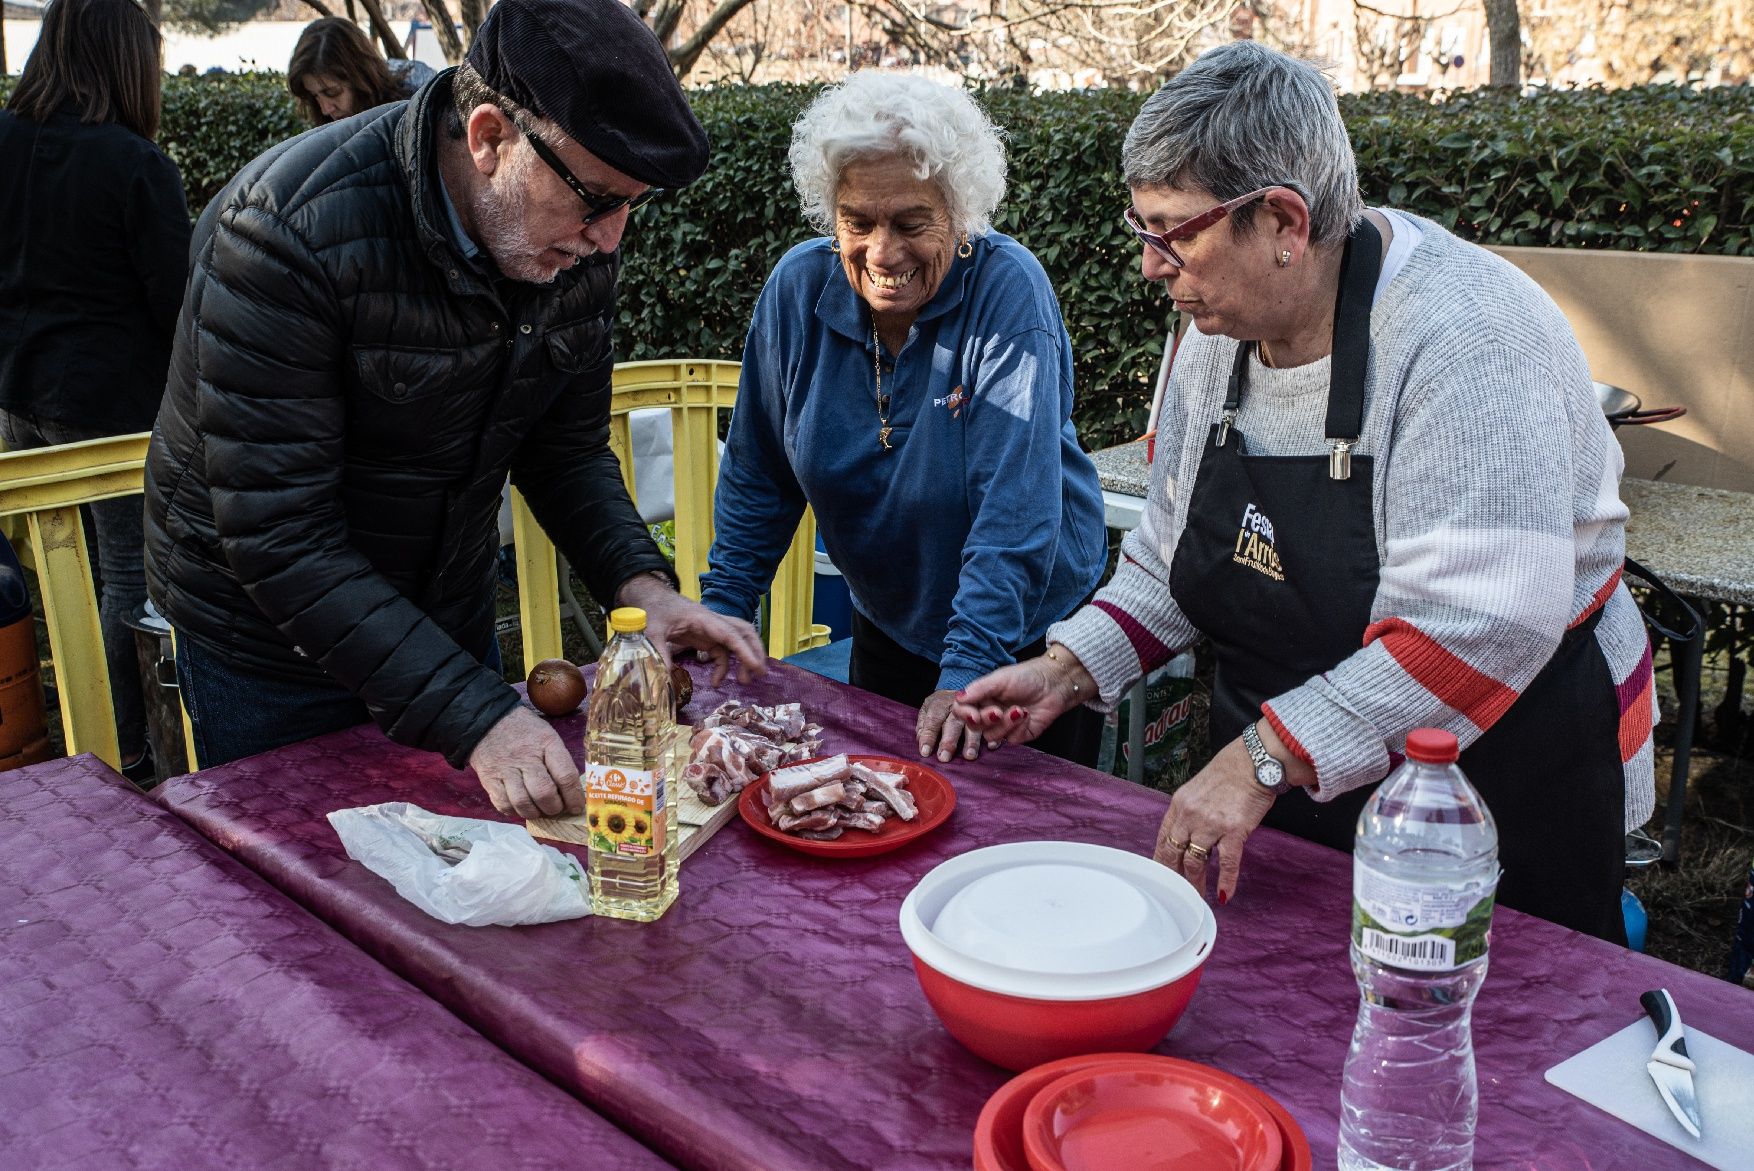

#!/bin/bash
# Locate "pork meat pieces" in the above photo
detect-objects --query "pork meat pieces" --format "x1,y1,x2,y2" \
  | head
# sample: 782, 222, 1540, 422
681, 700, 824, 805
761, 755, 917, 840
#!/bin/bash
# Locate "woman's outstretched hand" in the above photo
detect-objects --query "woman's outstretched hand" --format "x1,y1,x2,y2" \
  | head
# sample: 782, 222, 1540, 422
951, 645, 1094, 750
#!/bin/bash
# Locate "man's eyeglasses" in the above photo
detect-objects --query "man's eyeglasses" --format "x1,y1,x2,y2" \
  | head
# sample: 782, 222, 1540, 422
1122, 186, 1287, 267
520, 126, 661, 226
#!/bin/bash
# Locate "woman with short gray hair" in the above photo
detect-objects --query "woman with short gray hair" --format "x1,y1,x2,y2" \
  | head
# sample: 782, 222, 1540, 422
702, 72, 1108, 768
957, 40, 1651, 945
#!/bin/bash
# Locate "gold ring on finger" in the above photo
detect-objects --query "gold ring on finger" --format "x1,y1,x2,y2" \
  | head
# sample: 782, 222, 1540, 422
1185, 843, 1211, 862
1167, 837, 1190, 853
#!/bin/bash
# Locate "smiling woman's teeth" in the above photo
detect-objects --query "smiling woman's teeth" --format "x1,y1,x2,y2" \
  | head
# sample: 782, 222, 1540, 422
868, 268, 918, 290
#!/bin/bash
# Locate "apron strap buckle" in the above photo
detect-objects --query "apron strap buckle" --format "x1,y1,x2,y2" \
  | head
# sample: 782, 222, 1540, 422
1216, 409, 1237, 448
1328, 438, 1355, 480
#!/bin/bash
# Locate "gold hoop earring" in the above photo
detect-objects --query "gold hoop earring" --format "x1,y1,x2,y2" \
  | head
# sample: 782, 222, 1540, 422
1278, 250, 1292, 268
958, 233, 973, 259
830, 236, 842, 254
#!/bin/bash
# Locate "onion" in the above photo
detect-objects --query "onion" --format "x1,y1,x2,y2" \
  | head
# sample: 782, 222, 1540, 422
526, 658, 587, 716
670, 665, 693, 713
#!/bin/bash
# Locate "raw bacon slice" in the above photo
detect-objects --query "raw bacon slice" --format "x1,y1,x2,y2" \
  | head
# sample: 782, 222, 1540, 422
788, 782, 850, 813
766, 755, 851, 802
851, 764, 917, 821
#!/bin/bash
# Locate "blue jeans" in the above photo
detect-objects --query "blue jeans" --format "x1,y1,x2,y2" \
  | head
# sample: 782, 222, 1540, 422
176, 610, 504, 768
0, 410, 148, 758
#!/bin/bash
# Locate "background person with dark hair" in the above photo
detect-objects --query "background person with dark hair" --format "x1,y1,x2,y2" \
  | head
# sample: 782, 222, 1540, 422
0, 0, 191, 785
287, 17, 435, 125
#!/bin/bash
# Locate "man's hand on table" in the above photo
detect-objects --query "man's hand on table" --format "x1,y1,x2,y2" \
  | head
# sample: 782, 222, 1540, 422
468, 705, 584, 818
918, 689, 985, 763
616, 571, 767, 686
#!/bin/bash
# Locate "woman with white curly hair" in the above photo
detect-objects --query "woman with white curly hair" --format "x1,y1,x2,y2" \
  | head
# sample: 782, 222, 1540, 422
701, 72, 1108, 766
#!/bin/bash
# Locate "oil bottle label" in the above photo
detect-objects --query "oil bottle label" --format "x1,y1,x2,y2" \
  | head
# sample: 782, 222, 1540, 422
584, 763, 665, 858
1351, 861, 1496, 971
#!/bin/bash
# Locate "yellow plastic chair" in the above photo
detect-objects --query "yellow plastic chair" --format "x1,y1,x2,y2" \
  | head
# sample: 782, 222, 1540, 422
0, 433, 152, 770
508, 359, 828, 668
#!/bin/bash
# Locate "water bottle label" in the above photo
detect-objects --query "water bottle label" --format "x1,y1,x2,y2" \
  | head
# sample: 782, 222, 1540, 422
584, 763, 667, 858
1352, 861, 1495, 971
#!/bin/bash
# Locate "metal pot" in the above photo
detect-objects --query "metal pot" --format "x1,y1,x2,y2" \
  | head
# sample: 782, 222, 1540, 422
1594, 381, 1686, 429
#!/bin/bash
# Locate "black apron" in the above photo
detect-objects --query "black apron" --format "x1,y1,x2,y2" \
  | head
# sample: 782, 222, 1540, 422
1166, 221, 1627, 943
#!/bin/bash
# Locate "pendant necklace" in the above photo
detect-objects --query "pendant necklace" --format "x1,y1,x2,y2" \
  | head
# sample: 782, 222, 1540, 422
873, 322, 894, 451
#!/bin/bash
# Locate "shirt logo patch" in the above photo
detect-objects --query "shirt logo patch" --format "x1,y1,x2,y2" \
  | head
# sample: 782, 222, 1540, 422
933, 385, 966, 419
1233, 502, 1284, 582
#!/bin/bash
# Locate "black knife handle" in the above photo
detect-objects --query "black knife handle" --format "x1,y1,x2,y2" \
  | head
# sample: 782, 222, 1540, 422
1642, 988, 1691, 1061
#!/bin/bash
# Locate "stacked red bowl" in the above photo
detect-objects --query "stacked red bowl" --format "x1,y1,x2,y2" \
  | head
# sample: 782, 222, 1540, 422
898, 842, 1216, 1071
973, 1053, 1312, 1171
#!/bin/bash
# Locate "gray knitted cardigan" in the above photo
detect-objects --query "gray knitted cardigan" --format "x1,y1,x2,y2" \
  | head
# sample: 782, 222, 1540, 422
1052, 213, 1655, 831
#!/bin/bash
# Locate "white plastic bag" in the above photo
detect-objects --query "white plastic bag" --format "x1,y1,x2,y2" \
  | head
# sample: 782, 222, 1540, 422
327, 802, 591, 926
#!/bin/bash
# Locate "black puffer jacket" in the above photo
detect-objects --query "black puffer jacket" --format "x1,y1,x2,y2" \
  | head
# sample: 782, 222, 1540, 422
144, 72, 672, 766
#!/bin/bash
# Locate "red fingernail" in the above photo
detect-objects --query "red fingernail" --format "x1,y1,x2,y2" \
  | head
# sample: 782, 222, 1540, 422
955, 690, 967, 699
1009, 707, 1024, 720
1218, 890, 1229, 906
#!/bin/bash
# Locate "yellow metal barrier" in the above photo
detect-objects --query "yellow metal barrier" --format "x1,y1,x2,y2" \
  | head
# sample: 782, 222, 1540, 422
0, 361, 827, 769
510, 359, 828, 668
0, 433, 152, 770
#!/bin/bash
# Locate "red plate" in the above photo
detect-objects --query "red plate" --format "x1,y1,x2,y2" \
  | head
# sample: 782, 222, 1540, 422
1024, 1056, 1283, 1171
974, 1054, 1309, 1171
737, 754, 955, 859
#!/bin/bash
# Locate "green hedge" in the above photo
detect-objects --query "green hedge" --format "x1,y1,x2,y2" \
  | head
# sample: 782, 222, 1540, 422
5, 74, 1749, 447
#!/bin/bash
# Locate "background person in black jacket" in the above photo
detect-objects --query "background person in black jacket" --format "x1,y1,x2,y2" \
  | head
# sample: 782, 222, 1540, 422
0, 0, 191, 784
143, 0, 764, 817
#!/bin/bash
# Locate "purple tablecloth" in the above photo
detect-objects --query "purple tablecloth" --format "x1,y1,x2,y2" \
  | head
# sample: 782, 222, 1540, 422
1, 754, 674, 1171
158, 662, 1754, 1171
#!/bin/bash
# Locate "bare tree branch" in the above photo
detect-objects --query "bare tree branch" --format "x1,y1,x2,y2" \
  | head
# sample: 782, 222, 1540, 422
418, 0, 465, 63
670, 0, 764, 78
356, 0, 407, 59
459, 0, 490, 49
1482, 0, 1521, 87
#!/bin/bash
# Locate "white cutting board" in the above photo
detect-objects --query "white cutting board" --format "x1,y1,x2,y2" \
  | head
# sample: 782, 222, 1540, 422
1545, 1019, 1754, 1169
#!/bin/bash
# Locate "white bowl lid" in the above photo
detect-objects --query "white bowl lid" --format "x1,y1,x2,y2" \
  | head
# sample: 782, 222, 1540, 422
898, 841, 1217, 1001
932, 862, 1180, 974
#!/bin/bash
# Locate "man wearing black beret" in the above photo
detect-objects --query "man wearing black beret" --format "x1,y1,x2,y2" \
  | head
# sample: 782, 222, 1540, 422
144, 0, 764, 817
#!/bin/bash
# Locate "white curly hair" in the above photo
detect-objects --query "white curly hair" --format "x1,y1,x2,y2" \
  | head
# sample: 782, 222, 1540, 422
789, 72, 1008, 238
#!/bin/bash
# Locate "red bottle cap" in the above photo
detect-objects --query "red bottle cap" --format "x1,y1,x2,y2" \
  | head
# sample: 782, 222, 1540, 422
1405, 728, 1459, 764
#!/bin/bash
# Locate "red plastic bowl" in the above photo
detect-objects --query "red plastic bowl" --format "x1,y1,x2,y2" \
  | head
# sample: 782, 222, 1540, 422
1023, 1057, 1283, 1171
911, 953, 1205, 1073
973, 1054, 1312, 1171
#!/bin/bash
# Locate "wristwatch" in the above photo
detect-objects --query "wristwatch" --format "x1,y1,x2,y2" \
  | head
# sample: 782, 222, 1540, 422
1241, 721, 1293, 796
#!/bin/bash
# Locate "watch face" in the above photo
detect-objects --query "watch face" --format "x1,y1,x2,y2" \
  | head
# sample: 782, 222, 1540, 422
1257, 758, 1285, 787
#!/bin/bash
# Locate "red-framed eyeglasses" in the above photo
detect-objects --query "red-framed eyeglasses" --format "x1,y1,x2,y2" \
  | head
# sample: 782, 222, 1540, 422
1122, 186, 1287, 267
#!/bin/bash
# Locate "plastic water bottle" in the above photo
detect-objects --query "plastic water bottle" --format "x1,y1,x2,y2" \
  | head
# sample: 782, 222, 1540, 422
1338, 728, 1499, 1171
583, 607, 679, 922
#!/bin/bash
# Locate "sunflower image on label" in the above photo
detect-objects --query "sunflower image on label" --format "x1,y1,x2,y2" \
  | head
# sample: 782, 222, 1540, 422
1351, 861, 1495, 971
584, 763, 665, 858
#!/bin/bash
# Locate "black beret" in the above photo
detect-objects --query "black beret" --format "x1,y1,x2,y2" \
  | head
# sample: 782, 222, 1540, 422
466, 0, 709, 189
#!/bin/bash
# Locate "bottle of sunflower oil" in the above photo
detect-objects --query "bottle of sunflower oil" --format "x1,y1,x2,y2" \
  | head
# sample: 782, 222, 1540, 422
583, 607, 679, 921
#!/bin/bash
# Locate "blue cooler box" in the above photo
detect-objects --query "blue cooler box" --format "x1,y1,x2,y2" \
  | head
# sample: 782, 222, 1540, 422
813, 535, 852, 639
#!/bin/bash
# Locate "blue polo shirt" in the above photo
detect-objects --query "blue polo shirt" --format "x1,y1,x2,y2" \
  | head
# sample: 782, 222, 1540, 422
701, 233, 1106, 692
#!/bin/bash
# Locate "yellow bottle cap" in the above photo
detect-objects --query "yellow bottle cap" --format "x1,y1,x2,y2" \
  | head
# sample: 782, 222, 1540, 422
608, 607, 647, 634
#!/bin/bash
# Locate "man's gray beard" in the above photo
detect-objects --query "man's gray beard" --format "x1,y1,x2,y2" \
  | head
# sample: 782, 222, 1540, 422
472, 156, 567, 285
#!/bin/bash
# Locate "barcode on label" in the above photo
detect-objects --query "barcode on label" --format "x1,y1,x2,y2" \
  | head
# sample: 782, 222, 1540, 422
1360, 928, 1457, 971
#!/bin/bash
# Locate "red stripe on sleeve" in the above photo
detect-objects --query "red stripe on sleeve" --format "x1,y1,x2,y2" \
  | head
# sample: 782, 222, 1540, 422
1362, 617, 1520, 733
1092, 600, 1172, 673
1260, 704, 1315, 770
